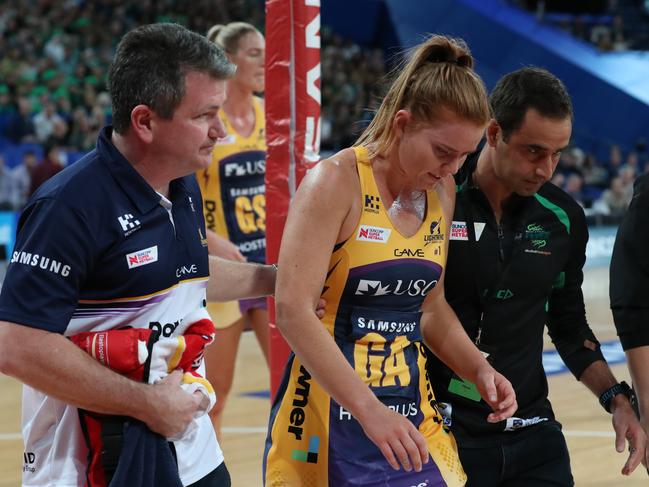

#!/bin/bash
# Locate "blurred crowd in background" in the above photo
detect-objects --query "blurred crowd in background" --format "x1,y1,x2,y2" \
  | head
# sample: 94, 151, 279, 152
0, 0, 647, 222
513, 0, 649, 50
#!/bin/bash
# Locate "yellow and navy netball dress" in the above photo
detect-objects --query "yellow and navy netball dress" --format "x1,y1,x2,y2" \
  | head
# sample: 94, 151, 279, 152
264, 146, 466, 487
197, 96, 266, 326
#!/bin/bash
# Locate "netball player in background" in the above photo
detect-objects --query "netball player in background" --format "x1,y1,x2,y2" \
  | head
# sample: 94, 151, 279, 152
198, 22, 268, 438
264, 35, 517, 486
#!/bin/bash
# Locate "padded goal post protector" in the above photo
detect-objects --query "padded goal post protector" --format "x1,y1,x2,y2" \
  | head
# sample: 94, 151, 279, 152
265, 0, 321, 399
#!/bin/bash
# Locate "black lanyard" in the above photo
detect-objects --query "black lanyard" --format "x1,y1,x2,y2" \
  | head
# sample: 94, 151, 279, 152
458, 188, 488, 345
458, 184, 530, 345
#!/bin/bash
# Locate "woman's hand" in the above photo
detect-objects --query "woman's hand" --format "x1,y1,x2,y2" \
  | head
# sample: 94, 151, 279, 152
356, 399, 430, 472
474, 364, 518, 423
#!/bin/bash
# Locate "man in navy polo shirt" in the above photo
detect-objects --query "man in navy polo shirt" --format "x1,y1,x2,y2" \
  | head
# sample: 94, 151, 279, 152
0, 23, 276, 487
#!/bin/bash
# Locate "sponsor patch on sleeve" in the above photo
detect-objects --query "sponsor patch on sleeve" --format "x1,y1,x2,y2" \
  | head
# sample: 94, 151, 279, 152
450, 221, 468, 241
450, 221, 486, 241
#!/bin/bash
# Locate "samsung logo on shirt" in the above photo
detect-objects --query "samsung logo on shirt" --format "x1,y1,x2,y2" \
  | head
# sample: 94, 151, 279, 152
10, 251, 71, 277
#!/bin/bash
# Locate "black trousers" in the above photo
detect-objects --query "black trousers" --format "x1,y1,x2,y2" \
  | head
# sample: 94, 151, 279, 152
187, 462, 231, 487
458, 424, 574, 487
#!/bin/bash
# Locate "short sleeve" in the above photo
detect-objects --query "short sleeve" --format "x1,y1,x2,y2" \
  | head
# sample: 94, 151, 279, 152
0, 197, 95, 333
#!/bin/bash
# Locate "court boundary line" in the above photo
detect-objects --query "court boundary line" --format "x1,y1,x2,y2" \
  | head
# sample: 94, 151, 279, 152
0, 433, 22, 441
0, 428, 617, 441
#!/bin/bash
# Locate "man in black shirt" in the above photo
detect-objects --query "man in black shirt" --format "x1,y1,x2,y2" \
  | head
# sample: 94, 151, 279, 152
426, 67, 646, 486
610, 172, 649, 469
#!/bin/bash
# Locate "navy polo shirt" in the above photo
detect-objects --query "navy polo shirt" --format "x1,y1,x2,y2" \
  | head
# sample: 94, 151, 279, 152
0, 127, 222, 486
0, 126, 209, 335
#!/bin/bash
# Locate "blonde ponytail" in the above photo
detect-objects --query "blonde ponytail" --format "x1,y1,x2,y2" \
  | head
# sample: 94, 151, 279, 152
356, 35, 489, 159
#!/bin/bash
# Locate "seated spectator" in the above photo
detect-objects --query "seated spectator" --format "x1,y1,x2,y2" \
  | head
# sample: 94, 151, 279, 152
636, 137, 647, 167
29, 143, 65, 197
610, 14, 629, 50
591, 24, 612, 49
618, 165, 636, 201
621, 151, 641, 175
556, 146, 584, 178
0, 155, 13, 210
581, 153, 609, 188
572, 15, 589, 41
11, 151, 37, 210
45, 119, 70, 148
5, 97, 36, 144
67, 107, 96, 152
565, 173, 585, 206
32, 100, 67, 143
592, 176, 632, 217
607, 144, 623, 178
0, 85, 14, 116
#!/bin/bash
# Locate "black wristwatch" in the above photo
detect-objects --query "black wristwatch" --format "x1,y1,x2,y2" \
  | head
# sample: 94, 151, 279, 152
599, 381, 634, 413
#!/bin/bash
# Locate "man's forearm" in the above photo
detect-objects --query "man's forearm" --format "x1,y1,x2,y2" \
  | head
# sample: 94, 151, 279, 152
579, 360, 619, 396
422, 299, 488, 384
0, 321, 151, 420
627, 347, 649, 424
579, 359, 635, 414
206, 256, 275, 301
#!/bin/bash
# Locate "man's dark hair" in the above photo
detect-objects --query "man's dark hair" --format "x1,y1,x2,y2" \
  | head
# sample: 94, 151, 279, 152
489, 67, 573, 140
108, 23, 235, 134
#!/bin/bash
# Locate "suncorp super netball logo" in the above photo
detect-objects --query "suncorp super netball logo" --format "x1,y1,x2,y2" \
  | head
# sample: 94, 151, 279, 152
356, 225, 391, 243
126, 246, 158, 269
